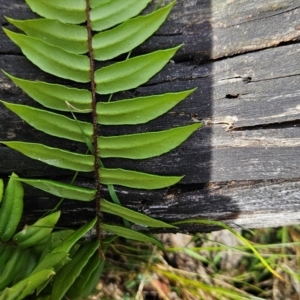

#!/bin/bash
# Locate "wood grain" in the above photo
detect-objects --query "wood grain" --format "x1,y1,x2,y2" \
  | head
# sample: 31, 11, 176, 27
0, 0, 299, 231
1, 0, 300, 60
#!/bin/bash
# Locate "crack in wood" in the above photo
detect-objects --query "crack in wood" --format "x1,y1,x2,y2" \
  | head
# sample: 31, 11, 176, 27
225, 5, 299, 28
250, 73, 300, 83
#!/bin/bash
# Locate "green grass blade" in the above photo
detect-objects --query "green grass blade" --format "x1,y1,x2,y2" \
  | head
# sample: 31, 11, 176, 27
101, 198, 176, 228
1, 269, 55, 300
93, 1, 175, 60
17, 178, 96, 201
51, 241, 99, 300
97, 89, 196, 125
0, 173, 23, 242
25, 0, 86, 24
159, 270, 260, 300
95, 46, 181, 94
90, 0, 151, 31
80, 260, 105, 298
13, 211, 61, 248
3, 72, 91, 112
36, 230, 74, 259
102, 223, 164, 249
0, 246, 14, 275
0, 286, 20, 300
2, 102, 93, 142
0, 179, 3, 203
10, 249, 32, 284
173, 219, 285, 281
0, 244, 6, 256
66, 252, 103, 299
6, 18, 87, 54
1, 142, 94, 172
0, 247, 24, 290
106, 184, 130, 228
100, 168, 183, 189
98, 123, 202, 159
32, 252, 68, 274
4, 29, 89, 82
51, 218, 97, 254
183, 248, 211, 264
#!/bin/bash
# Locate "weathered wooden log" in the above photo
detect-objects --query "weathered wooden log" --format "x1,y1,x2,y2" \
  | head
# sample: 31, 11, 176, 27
0, 0, 299, 232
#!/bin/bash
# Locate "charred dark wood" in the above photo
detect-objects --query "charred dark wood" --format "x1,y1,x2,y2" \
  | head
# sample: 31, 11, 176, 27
0, 0, 299, 232
1, 0, 300, 61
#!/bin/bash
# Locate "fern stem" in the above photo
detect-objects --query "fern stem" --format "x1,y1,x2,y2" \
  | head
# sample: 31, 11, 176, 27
85, 0, 103, 257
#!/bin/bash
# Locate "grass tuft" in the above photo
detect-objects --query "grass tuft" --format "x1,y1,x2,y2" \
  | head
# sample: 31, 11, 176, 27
88, 225, 300, 299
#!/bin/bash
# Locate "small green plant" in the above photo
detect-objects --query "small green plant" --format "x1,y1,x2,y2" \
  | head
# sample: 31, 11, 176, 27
96, 227, 300, 299
0, 174, 102, 299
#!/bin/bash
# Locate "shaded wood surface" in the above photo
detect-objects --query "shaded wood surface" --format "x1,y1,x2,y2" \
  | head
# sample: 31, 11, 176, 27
0, 0, 300, 232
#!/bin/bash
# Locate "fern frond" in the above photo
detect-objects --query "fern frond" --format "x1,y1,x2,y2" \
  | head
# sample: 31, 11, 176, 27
0, 176, 100, 299
0, 1, 203, 296
1, 0, 202, 236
